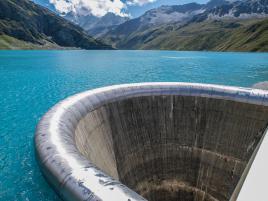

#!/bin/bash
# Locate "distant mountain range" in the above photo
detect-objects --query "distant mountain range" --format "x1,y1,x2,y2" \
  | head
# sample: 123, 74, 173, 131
60, 0, 234, 38
65, 12, 129, 38
102, 0, 268, 51
0, 0, 112, 49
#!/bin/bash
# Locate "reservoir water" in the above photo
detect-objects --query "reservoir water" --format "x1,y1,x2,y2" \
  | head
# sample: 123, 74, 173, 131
0, 50, 268, 201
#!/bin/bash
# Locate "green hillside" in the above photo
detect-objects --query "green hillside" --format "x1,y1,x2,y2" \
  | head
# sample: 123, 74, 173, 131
0, 34, 64, 49
103, 18, 268, 52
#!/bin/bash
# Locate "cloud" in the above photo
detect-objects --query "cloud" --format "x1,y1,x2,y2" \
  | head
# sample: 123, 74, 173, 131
49, 0, 128, 17
49, 0, 157, 17
126, 0, 157, 6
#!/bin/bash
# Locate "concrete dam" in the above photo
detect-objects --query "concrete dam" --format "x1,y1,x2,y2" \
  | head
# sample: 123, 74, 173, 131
35, 83, 268, 201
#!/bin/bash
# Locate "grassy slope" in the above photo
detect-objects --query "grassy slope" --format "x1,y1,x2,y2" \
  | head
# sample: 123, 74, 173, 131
104, 18, 268, 52
216, 19, 268, 51
0, 34, 63, 50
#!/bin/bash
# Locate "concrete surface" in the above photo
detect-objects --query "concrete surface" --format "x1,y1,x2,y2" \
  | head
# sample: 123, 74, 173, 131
35, 83, 268, 201
252, 81, 268, 90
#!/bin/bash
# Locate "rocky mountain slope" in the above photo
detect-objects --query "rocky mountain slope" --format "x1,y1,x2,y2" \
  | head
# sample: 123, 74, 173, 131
0, 0, 112, 49
192, 0, 268, 22
102, 0, 268, 51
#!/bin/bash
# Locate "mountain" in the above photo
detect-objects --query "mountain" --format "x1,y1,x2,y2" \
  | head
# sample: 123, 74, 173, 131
126, 18, 268, 51
65, 12, 129, 37
192, 0, 268, 22
0, 0, 112, 49
102, 3, 205, 39
102, 0, 268, 51
101, 0, 228, 47
138, 3, 204, 26
205, 0, 230, 9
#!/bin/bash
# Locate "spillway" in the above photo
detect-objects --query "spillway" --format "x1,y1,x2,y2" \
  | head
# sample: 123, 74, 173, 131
35, 83, 268, 201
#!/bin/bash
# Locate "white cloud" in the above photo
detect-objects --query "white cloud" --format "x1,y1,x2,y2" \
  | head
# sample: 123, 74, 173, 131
49, 0, 128, 17
49, 0, 157, 17
126, 0, 157, 6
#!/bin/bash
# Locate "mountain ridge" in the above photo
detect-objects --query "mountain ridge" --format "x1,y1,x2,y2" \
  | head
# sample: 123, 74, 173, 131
191, 0, 268, 22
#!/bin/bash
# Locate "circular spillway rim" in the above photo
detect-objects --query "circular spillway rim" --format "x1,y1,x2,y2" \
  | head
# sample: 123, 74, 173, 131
35, 82, 268, 201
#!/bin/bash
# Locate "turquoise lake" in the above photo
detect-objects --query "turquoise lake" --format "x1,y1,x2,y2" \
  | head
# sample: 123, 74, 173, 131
0, 50, 268, 200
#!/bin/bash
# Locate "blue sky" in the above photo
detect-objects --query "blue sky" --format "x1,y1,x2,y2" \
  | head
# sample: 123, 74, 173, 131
34, 0, 209, 18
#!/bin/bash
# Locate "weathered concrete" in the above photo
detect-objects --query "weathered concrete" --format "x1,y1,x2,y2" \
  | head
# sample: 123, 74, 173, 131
35, 83, 268, 201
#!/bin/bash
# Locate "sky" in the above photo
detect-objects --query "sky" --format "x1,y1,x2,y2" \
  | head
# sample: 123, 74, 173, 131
33, 0, 209, 18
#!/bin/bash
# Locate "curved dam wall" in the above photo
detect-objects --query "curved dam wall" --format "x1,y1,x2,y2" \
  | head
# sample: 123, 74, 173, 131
35, 83, 268, 201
